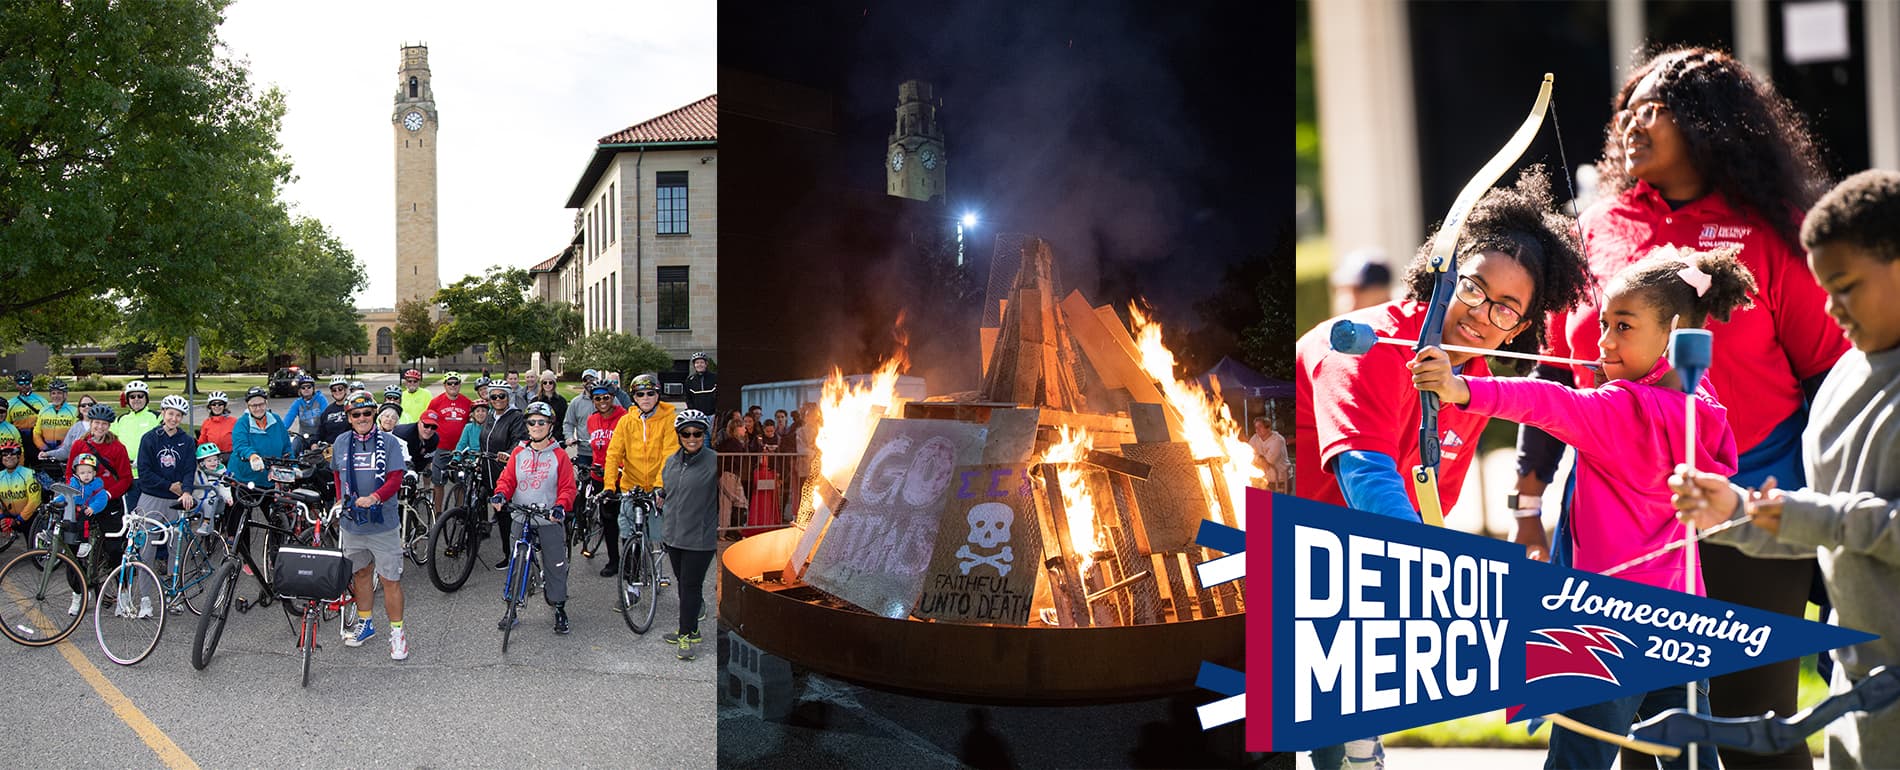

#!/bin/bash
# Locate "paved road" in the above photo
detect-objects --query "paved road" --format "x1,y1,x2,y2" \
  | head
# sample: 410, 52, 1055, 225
3, 456, 716, 768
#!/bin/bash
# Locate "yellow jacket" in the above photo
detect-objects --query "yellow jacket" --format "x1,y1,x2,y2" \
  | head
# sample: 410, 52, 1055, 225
602, 400, 678, 492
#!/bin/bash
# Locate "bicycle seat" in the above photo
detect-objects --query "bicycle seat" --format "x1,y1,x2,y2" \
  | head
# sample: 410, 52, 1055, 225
289, 488, 323, 506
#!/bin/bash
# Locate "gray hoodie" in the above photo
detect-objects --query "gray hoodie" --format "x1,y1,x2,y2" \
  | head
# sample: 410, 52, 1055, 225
1707, 345, 1900, 769
661, 446, 718, 551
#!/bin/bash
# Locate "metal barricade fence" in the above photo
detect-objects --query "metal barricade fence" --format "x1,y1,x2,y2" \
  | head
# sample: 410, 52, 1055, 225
715, 452, 809, 537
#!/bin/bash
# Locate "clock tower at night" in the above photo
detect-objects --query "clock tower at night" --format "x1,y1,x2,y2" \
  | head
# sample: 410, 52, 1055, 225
394, 44, 440, 308
886, 80, 945, 203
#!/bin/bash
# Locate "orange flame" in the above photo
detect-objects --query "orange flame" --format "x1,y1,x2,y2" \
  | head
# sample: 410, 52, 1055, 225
1128, 304, 1263, 526
1038, 426, 1102, 564
809, 323, 912, 495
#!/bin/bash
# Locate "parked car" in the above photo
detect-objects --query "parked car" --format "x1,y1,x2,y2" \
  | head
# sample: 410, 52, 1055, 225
268, 366, 304, 398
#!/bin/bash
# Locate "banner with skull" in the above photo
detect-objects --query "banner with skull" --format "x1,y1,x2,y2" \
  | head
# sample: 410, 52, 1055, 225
915, 463, 1044, 625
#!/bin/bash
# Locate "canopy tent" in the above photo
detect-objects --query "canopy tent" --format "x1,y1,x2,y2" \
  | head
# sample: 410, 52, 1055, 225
1197, 356, 1292, 428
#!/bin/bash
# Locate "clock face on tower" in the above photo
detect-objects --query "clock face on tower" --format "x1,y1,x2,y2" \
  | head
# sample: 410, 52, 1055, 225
404, 111, 424, 131
889, 147, 905, 172
920, 147, 937, 170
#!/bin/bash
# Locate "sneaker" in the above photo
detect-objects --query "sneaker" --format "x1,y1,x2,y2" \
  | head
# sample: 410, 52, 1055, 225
68, 592, 82, 617
75, 542, 91, 559
598, 562, 618, 577
553, 605, 570, 635
341, 616, 362, 641
662, 630, 703, 645
676, 636, 696, 660
389, 627, 408, 660
345, 618, 376, 647
493, 557, 511, 570
137, 597, 153, 619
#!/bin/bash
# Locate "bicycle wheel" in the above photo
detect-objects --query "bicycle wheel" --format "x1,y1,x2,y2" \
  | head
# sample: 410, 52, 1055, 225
177, 530, 220, 616
300, 607, 316, 688
426, 508, 475, 592
406, 494, 434, 566
580, 505, 606, 560
95, 560, 165, 665
191, 559, 241, 670
620, 535, 660, 634
0, 548, 86, 646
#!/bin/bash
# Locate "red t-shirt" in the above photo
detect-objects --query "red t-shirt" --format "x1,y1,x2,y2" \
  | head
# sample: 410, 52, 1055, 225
1565, 181, 1848, 451
1295, 300, 1493, 518
428, 393, 475, 449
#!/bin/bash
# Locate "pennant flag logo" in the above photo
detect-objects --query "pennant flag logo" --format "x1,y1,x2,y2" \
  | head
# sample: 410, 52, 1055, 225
1242, 492, 1876, 752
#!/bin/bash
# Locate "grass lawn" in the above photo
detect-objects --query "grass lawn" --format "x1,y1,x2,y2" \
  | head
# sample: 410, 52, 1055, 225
58, 374, 269, 405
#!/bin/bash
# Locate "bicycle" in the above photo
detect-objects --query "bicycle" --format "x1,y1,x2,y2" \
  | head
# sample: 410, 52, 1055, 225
0, 484, 90, 646
272, 498, 353, 687
615, 488, 668, 634
91, 500, 223, 666
399, 465, 434, 566
567, 461, 609, 561
426, 448, 505, 592
496, 502, 560, 653
191, 479, 319, 671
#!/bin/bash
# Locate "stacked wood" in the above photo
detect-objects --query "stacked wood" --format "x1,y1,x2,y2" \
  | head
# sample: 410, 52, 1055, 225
981, 238, 1084, 410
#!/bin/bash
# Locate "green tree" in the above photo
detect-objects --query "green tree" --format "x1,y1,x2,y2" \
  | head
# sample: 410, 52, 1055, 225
143, 346, 176, 377
432, 268, 577, 370
77, 357, 102, 377
393, 299, 439, 364
43, 355, 73, 379
215, 217, 368, 365
0, 0, 297, 348
565, 331, 673, 381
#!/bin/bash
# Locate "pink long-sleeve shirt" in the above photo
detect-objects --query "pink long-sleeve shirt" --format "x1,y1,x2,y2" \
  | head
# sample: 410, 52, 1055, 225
1463, 369, 1738, 594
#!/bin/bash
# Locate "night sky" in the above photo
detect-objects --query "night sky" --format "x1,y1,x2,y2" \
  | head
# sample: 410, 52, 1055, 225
720, 0, 1288, 393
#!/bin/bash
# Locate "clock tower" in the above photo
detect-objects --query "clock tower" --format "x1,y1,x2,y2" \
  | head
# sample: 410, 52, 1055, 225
886, 80, 946, 203
394, 44, 440, 308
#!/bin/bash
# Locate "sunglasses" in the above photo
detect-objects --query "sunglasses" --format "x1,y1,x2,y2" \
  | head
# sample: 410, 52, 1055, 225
299, 384, 315, 388
127, 393, 147, 399
349, 409, 376, 418
526, 419, 552, 426
591, 394, 613, 401
633, 390, 658, 398
487, 394, 509, 401
678, 430, 705, 438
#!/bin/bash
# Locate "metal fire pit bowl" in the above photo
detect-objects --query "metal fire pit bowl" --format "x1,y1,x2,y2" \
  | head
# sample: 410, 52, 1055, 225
719, 527, 1245, 703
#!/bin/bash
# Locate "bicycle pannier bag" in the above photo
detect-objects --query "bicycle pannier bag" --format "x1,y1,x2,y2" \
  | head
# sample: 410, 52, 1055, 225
274, 546, 352, 600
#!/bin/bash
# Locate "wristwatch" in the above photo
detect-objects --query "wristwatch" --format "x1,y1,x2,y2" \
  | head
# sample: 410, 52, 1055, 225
1507, 492, 1543, 518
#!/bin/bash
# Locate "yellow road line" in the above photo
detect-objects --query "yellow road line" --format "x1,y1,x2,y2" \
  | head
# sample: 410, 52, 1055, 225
6, 571, 200, 770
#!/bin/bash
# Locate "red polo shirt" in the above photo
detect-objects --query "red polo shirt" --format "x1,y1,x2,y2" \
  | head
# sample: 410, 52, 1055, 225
1561, 181, 1848, 451
1295, 300, 1493, 518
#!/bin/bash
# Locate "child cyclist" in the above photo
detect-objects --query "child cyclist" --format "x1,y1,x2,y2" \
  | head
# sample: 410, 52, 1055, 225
55, 453, 110, 615
1671, 169, 1900, 768
490, 401, 576, 634
1412, 245, 1755, 769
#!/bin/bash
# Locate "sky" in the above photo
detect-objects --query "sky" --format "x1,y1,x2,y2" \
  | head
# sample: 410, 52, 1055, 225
217, 1, 717, 309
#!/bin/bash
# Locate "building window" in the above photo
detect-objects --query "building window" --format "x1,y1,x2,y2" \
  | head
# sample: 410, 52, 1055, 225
657, 266, 689, 330
608, 183, 616, 242
656, 171, 688, 235
376, 327, 393, 355
408, 77, 418, 99
609, 271, 617, 331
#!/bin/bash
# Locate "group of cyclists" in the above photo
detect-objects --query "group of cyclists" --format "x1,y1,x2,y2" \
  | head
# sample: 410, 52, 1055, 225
1, 361, 722, 661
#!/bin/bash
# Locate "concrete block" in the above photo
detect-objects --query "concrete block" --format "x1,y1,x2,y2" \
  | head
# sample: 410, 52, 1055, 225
723, 630, 795, 721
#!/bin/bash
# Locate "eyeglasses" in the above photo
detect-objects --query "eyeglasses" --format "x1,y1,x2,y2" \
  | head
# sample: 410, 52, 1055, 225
1453, 276, 1526, 331
486, 394, 509, 401
678, 430, 705, 438
591, 395, 613, 402
526, 419, 552, 427
348, 409, 376, 418
633, 390, 658, 398
1614, 101, 1670, 133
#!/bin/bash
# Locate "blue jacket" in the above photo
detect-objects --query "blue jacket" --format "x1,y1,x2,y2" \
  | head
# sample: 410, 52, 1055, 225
57, 475, 108, 516
231, 411, 291, 487
136, 425, 197, 501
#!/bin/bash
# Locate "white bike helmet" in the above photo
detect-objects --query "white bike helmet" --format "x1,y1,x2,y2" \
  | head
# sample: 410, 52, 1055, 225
124, 380, 150, 394
159, 395, 191, 413
206, 390, 228, 405
674, 409, 711, 432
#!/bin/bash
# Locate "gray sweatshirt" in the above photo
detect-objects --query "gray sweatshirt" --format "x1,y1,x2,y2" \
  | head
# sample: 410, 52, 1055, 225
1707, 345, 1900, 770
661, 447, 718, 551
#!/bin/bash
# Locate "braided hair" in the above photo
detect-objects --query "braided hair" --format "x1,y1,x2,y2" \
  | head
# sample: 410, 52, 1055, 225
1403, 166, 1595, 361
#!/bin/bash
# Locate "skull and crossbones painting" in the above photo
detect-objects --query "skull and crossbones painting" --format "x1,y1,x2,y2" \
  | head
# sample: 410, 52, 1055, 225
957, 501, 1015, 576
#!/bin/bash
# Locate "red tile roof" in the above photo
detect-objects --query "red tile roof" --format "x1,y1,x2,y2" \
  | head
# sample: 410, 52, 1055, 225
528, 252, 563, 272
599, 94, 717, 145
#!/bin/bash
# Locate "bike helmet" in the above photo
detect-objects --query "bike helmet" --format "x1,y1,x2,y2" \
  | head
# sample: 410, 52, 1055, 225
674, 409, 711, 432
329, 375, 349, 387
691, 352, 709, 363
383, 384, 403, 399
349, 380, 365, 391
484, 381, 513, 396
73, 453, 99, 469
86, 404, 116, 421
402, 369, 422, 380
587, 383, 614, 397
443, 371, 462, 383
0, 438, 21, 454
124, 380, 150, 394
205, 390, 228, 405
346, 391, 375, 410
524, 401, 555, 419
245, 386, 269, 401
630, 374, 659, 393
48, 379, 67, 392
295, 374, 315, 385
473, 376, 491, 389
196, 442, 221, 461
12, 370, 32, 386
158, 395, 191, 413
